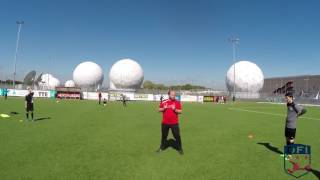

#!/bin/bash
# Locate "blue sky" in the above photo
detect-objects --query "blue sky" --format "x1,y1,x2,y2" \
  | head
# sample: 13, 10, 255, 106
0, 0, 320, 88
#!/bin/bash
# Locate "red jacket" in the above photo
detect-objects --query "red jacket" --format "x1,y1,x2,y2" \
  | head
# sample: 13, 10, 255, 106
159, 99, 182, 124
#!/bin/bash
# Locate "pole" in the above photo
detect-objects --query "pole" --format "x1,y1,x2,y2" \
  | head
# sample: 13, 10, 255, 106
232, 42, 236, 100
13, 21, 24, 90
229, 37, 239, 101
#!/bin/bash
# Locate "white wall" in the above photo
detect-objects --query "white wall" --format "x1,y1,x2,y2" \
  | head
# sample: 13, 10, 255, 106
6, 89, 53, 98
6, 89, 204, 103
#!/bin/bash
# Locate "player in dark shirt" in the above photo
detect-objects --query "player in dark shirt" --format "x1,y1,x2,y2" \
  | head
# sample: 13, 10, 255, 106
4, 89, 8, 100
160, 95, 164, 102
121, 94, 127, 107
103, 98, 107, 106
98, 92, 102, 105
25, 88, 35, 121
284, 92, 306, 146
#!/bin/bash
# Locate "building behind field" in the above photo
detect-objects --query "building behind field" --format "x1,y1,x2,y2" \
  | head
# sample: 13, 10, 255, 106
261, 75, 320, 97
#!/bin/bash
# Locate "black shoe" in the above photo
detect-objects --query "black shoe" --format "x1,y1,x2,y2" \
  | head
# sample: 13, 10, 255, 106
178, 150, 184, 155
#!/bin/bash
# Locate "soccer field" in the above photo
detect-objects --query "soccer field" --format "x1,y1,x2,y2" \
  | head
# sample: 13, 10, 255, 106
0, 98, 319, 180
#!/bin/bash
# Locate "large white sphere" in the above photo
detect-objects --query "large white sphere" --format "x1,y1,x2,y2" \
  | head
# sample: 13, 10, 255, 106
226, 60, 264, 92
65, 80, 75, 87
39, 74, 61, 89
73, 61, 104, 88
49, 78, 60, 89
109, 58, 144, 90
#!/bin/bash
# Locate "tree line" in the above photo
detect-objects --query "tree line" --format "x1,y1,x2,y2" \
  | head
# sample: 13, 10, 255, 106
142, 80, 206, 90
0, 80, 23, 85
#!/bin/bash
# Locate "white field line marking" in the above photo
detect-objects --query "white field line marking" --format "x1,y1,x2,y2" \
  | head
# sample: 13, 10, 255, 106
257, 101, 320, 107
228, 107, 320, 121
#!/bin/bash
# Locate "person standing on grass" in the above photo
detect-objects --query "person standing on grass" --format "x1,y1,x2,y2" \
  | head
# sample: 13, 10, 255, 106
4, 88, 8, 100
160, 94, 164, 102
157, 89, 183, 155
25, 88, 35, 122
103, 98, 107, 106
98, 91, 102, 105
284, 92, 306, 146
121, 94, 127, 107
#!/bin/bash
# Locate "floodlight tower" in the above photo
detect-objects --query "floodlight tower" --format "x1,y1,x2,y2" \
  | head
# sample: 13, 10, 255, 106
13, 20, 24, 90
229, 37, 239, 101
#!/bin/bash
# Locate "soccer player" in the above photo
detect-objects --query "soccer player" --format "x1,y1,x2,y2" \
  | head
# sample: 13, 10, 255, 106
103, 98, 107, 106
98, 91, 102, 105
157, 90, 183, 155
160, 94, 164, 102
284, 92, 306, 146
121, 94, 127, 107
4, 88, 8, 100
25, 88, 35, 121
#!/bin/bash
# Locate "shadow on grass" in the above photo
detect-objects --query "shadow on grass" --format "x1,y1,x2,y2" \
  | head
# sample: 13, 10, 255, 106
35, 117, 51, 121
310, 169, 320, 180
257, 142, 283, 154
10, 111, 19, 115
162, 138, 180, 151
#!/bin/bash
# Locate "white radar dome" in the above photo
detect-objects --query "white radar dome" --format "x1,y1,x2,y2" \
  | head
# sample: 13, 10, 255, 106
65, 80, 76, 87
39, 74, 61, 90
109, 58, 144, 90
226, 60, 264, 92
73, 61, 104, 88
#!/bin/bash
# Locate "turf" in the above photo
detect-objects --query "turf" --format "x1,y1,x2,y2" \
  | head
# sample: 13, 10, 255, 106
0, 97, 319, 180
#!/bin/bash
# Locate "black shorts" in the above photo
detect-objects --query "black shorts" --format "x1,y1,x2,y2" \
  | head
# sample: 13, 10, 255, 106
285, 128, 296, 138
26, 103, 34, 112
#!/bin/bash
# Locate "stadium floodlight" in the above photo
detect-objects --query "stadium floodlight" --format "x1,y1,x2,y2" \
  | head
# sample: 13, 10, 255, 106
228, 37, 240, 101
13, 20, 24, 90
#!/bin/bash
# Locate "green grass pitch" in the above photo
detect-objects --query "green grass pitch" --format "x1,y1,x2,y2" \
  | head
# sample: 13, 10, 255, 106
0, 98, 319, 180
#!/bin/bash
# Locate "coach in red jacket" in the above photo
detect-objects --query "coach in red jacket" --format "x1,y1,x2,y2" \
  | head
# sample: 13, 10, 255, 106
157, 90, 183, 155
